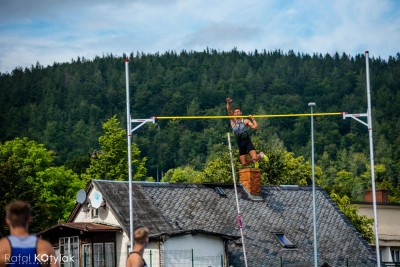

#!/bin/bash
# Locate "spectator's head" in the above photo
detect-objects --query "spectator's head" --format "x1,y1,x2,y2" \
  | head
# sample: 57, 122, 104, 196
134, 227, 149, 246
6, 200, 32, 228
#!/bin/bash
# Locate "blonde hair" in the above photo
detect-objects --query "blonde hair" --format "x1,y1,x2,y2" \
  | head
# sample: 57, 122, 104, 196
134, 227, 149, 245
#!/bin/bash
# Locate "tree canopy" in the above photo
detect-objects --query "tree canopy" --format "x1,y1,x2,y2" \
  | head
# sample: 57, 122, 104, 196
0, 138, 84, 237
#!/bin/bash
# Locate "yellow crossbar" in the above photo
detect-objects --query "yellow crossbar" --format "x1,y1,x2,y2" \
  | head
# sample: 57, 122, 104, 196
154, 112, 343, 120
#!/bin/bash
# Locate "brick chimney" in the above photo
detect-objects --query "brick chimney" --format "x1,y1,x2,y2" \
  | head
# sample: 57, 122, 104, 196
239, 168, 261, 196
364, 189, 388, 203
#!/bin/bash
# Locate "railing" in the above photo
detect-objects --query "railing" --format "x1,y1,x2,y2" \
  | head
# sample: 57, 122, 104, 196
382, 262, 400, 267
143, 249, 224, 267
142, 250, 394, 267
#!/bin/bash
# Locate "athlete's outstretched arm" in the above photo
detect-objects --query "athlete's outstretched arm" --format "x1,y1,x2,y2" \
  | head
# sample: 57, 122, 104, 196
226, 97, 233, 115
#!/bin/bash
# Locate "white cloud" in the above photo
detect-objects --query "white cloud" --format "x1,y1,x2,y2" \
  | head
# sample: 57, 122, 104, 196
0, 0, 399, 73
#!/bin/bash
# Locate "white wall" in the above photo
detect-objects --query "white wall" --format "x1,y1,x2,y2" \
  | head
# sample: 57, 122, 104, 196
357, 204, 400, 247
116, 232, 130, 267
162, 234, 225, 267
143, 235, 225, 267
143, 243, 160, 267
118, 232, 163, 267
164, 234, 224, 254
356, 203, 400, 262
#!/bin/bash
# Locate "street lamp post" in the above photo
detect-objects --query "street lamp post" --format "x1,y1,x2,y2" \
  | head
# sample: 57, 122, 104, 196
308, 102, 318, 267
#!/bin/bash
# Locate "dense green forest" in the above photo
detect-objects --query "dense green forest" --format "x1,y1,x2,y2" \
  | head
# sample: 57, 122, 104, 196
1, 49, 400, 228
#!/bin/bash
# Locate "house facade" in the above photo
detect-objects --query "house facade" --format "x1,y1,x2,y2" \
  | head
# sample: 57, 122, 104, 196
355, 189, 400, 264
38, 222, 122, 267
39, 169, 377, 266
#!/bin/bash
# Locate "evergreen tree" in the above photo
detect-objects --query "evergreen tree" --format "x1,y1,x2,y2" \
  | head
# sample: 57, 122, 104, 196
83, 116, 147, 181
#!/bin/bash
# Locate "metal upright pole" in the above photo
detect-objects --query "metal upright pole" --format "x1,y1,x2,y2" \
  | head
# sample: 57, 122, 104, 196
365, 51, 381, 267
227, 133, 248, 267
342, 51, 380, 266
308, 102, 318, 267
125, 59, 134, 251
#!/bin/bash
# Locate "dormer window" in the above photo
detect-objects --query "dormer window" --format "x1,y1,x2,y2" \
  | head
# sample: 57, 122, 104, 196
215, 187, 227, 197
273, 232, 295, 248
91, 208, 99, 218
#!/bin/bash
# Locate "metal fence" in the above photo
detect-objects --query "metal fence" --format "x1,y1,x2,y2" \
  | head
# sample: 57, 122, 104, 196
279, 257, 394, 267
382, 262, 400, 267
143, 249, 224, 267
142, 251, 399, 267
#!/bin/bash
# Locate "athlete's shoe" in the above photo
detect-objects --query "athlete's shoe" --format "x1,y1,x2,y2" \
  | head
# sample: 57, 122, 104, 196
259, 152, 269, 163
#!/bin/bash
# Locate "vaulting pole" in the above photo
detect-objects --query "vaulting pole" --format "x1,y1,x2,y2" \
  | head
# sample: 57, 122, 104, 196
227, 133, 248, 267
125, 59, 134, 251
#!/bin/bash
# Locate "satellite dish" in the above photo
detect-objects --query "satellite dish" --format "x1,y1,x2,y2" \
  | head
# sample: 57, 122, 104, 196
90, 190, 103, 209
76, 189, 87, 204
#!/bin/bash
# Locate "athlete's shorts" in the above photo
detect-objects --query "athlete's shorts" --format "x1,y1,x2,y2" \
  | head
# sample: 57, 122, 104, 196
237, 138, 256, 156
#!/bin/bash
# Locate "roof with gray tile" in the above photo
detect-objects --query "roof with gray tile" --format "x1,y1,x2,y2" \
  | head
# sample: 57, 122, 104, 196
75, 180, 376, 266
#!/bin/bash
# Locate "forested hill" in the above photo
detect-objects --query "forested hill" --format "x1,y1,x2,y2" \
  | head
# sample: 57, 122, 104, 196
1, 49, 400, 198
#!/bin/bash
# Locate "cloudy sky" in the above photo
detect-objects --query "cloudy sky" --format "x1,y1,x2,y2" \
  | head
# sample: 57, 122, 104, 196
0, 0, 399, 73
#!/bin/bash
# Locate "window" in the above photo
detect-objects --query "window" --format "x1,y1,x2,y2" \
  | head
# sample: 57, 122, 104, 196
93, 243, 103, 267
59, 237, 79, 267
127, 245, 131, 257
392, 249, 400, 262
82, 244, 90, 267
94, 243, 115, 267
91, 208, 99, 218
104, 243, 115, 267
273, 233, 295, 248
215, 187, 227, 197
